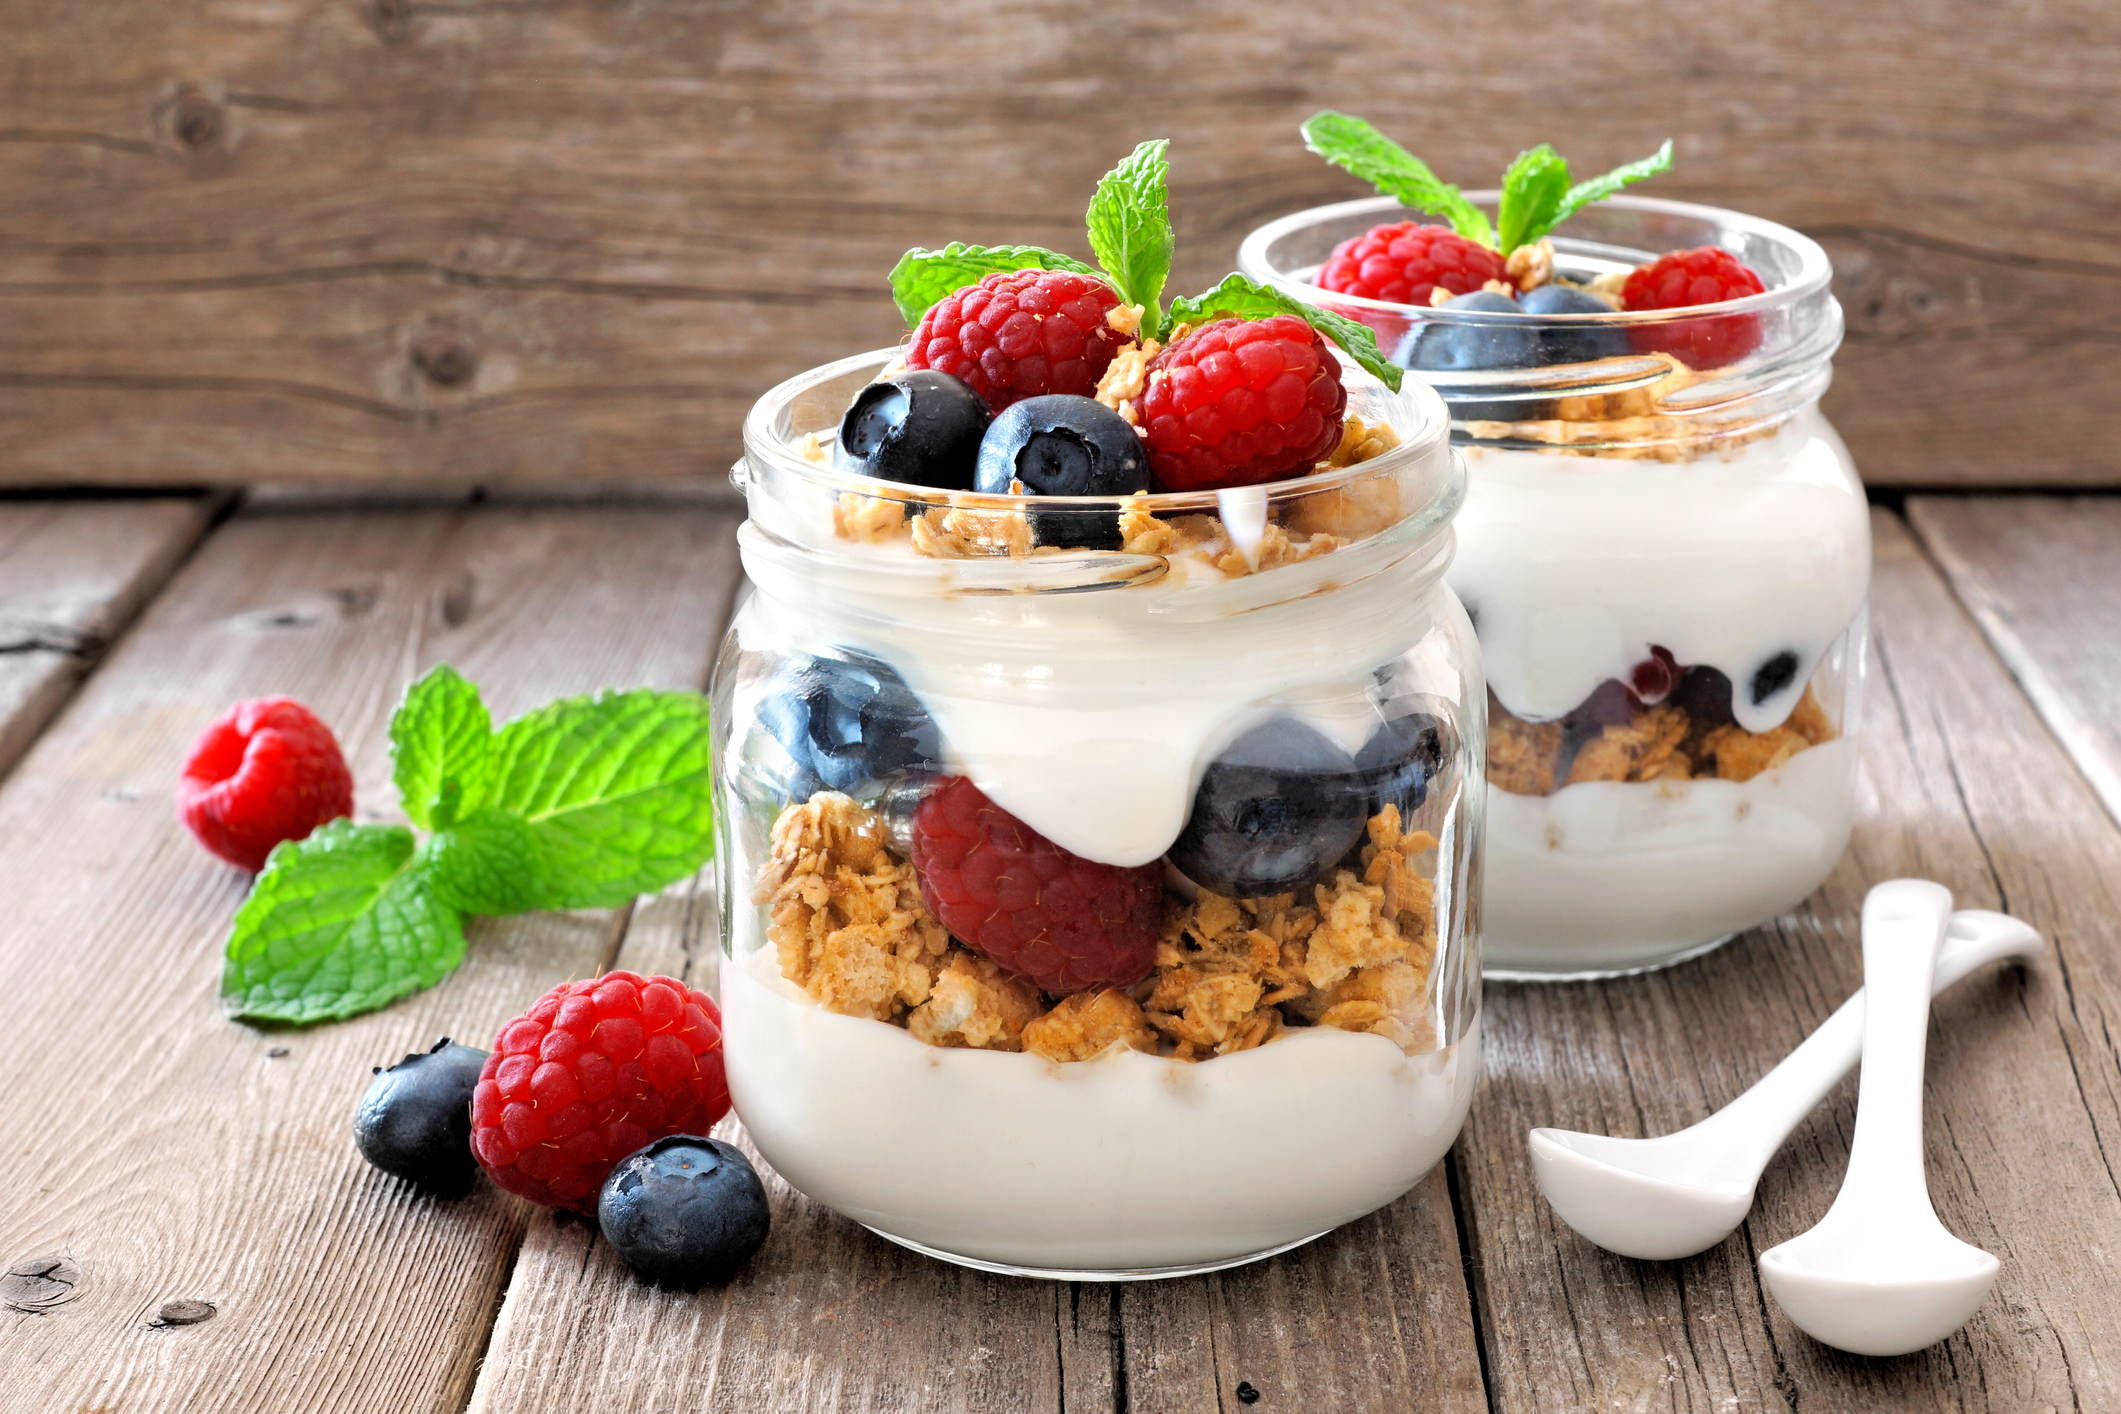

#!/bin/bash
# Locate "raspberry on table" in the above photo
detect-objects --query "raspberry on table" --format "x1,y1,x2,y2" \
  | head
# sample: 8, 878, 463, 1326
471, 971, 731, 1213
1317, 222, 1508, 307
908, 776, 1160, 994
907, 269, 1127, 414
1136, 316, 1347, 492
176, 696, 354, 872
1621, 246, 1769, 367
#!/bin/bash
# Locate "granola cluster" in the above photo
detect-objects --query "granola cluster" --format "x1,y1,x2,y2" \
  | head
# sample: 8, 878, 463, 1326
1460, 349, 1780, 462
754, 793, 1443, 1064
1489, 682, 1837, 796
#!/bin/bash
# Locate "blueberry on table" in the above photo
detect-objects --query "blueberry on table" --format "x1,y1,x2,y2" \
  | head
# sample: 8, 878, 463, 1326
599, 1136, 771, 1289
1356, 711, 1448, 822
1169, 718, 1371, 899
756, 651, 941, 803
1519, 283, 1631, 365
974, 394, 1150, 551
833, 370, 991, 491
353, 1038, 489, 1197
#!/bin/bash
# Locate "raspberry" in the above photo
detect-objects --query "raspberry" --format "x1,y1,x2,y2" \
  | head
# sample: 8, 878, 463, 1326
471, 971, 731, 1213
906, 268, 1127, 414
1316, 222, 1508, 307
1137, 316, 1347, 492
176, 696, 354, 871
908, 777, 1160, 994
1621, 246, 1769, 367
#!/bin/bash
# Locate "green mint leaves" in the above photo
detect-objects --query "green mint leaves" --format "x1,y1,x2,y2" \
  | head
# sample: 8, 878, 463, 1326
1300, 113, 1495, 247
1168, 275, 1403, 392
1303, 114, 1674, 255
888, 243, 1100, 328
1085, 140, 1176, 337
221, 669, 716, 1026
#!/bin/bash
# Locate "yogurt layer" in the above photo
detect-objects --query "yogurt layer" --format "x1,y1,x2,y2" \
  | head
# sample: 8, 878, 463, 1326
1450, 409, 1869, 735
723, 945, 1478, 1269
1485, 737, 1856, 972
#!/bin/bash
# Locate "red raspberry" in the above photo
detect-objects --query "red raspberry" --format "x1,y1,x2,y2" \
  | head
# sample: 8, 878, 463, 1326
176, 696, 354, 871
906, 268, 1127, 414
1621, 246, 1769, 367
1317, 222, 1508, 307
1137, 316, 1347, 492
908, 777, 1160, 994
471, 971, 731, 1213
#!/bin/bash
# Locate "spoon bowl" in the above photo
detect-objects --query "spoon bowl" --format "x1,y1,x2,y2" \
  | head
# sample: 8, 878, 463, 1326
1758, 1227, 1997, 1357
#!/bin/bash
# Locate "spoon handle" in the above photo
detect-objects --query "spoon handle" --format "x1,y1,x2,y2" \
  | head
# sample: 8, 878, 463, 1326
1833, 880, 1955, 1214
1690, 908, 2035, 1173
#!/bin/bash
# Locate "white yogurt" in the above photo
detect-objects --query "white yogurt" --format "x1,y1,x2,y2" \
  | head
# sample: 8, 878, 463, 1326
723, 945, 1478, 1270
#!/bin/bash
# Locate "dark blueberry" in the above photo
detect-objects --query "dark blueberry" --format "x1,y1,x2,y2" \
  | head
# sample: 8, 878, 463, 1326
833, 370, 991, 491
1750, 650, 1801, 706
1667, 663, 1737, 729
975, 394, 1150, 551
598, 1135, 771, 1289
756, 651, 940, 802
1406, 291, 1539, 373
353, 1038, 489, 1197
1170, 718, 1370, 899
1519, 282, 1631, 365
1356, 711, 1448, 822
1236, 1381, 1261, 1405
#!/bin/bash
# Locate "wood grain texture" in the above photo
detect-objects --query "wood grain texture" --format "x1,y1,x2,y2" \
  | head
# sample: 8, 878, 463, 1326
0, 497, 218, 774
1455, 509, 2121, 1411
0, 501, 743, 1414
0, 0, 2115, 487
1906, 494, 2121, 827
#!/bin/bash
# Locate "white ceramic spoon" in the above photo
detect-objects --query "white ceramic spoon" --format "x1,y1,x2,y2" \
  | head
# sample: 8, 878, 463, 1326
1529, 905, 2041, 1262
1756, 879, 1999, 1355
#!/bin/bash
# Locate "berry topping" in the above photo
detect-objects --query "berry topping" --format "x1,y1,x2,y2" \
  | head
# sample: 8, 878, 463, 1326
906, 268, 1128, 414
353, 1038, 490, 1197
597, 1135, 771, 1289
908, 776, 1161, 993
1168, 719, 1370, 899
177, 696, 355, 872
974, 394, 1150, 551
471, 971, 731, 1213
1408, 290, 1537, 372
1626, 646, 1682, 706
1517, 282, 1631, 364
756, 651, 940, 803
1749, 650, 1801, 706
833, 370, 991, 490
1355, 711, 1449, 823
1317, 221, 1508, 308
1621, 246, 1768, 366
1137, 316, 1347, 492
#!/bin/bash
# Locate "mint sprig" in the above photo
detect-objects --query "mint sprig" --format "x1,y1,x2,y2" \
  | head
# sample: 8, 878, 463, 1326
1085, 139, 1176, 337
1553, 140, 1673, 230
888, 243, 1100, 328
220, 669, 716, 1025
1168, 274, 1403, 392
1300, 112, 1494, 247
1496, 144, 1572, 257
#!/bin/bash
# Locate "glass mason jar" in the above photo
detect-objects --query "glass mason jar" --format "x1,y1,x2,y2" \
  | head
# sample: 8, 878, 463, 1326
1242, 194, 1868, 978
711, 346, 1484, 1277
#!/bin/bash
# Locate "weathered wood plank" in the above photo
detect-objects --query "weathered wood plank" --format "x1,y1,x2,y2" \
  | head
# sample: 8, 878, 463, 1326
0, 0, 2116, 486
0, 497, 218, 774
0, 501, 743, 1414
1455, 509, 2121, 1411
1906, 494, 2121, 827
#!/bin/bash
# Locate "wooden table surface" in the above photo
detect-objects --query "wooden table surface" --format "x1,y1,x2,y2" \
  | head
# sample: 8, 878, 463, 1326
0, 487, 2117, 1413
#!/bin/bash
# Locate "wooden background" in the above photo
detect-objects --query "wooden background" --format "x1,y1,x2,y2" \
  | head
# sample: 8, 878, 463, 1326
3, 0, 2118, 489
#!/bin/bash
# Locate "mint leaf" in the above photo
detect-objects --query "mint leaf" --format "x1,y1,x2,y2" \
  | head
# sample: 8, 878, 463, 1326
221, 820, 465, 1025
1551, 140, 1674, 230
486, 688, 715, 910
391, 664, 492, 830
422, 808, 540, 916
1496, 144, 1572, 256
1167, 274, 1404, 393
888, 243, 1102, 328
1085, 139, 1175, 337
1300, 112, 1494, 247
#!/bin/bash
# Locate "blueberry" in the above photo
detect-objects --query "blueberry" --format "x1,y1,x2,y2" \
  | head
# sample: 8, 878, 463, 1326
353, 1038, 489, 1197
1519, 283, 1631, 365
1406, 291, 1539, 374
1750, 650, 1800, 706
1356, 711, 1448, 822
833, 370, 991, 491
1170, 718, 1371, 899
598, 1136, 771, 1289
974, 394, 1150, 551
756, 651, 939, 803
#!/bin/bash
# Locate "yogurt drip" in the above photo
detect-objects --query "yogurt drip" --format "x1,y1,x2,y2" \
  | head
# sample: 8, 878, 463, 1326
1450, 410, 1870, 734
